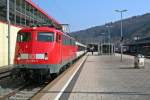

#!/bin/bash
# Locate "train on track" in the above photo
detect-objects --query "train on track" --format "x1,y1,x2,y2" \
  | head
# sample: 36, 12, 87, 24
12, 26, 87, 81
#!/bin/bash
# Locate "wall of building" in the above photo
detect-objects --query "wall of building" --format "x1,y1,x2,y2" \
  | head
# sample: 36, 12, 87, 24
0, 22, 21, 67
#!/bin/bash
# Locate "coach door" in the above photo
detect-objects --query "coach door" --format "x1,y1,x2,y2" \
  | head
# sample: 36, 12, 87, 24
56, 33, 62, 64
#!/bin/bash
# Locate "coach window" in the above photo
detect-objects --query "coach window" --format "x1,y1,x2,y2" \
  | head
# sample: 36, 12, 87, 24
66, 38, 68, 45
37, 32, 54, 42
73, 40, 75, 45
17, 32, 31, 42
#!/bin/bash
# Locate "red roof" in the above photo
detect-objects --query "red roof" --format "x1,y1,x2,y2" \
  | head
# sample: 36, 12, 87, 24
26, 0, 61, 27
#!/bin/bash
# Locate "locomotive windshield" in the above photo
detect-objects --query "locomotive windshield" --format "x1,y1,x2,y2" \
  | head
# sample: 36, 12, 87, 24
17, 32, 31, 42
37, 32, 54, 42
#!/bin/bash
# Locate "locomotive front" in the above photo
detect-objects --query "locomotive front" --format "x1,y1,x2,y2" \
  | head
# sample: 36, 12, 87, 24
13, 27, 61, 81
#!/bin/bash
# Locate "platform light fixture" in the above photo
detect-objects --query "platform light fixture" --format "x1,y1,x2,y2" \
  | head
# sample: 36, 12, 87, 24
115, 9, 128, 61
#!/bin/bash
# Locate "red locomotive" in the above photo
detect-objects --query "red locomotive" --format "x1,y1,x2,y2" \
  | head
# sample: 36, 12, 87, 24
12, 26, 86, 81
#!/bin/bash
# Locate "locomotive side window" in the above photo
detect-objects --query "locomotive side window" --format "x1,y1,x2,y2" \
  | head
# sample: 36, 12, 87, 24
37, 32, 54, 42
62, 35, 67, 45
62, 35, 65, 45
56, 34, 61, 43
17, 32, 31, 42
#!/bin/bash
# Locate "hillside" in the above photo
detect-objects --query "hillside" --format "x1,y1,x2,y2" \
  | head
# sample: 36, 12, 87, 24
70, 13, 150, 45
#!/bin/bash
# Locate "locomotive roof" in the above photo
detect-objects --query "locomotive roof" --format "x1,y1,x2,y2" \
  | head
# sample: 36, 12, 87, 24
19, 26, 60, 32
18, 26, 75, 40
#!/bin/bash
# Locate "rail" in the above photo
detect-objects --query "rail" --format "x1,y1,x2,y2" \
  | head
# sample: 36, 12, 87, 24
0, 69, 11, 79
0, 65, 14, 80
0, 83, 29, 100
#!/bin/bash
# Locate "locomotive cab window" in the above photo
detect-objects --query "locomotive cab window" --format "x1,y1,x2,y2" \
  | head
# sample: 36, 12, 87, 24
17, 32, 31, 42
37, 32, 54, 42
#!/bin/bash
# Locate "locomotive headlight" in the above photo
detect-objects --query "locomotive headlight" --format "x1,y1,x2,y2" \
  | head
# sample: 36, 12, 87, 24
17, 53, 21, 60
44, 53, 48, 60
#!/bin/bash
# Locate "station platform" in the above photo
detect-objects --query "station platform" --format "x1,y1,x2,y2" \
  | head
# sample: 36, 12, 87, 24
66, 53, 150, 100
33, 53, 150, 100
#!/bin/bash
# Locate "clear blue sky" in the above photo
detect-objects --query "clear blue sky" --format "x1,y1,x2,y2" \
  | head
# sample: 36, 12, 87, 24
32, 0, 150, 32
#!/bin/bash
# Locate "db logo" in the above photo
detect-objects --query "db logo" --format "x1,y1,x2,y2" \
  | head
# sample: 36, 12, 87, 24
29, 54, 35, 59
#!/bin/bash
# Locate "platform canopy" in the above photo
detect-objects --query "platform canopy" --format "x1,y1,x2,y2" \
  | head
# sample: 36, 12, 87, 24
0, 0, 62, 29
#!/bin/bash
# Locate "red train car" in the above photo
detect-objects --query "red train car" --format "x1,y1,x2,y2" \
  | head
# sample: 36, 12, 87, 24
13, 26, 84, 81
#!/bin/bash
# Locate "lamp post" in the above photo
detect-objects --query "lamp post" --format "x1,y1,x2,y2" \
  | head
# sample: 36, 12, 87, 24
100, 33, 106, 43
99, 33, 106, 55
106, 24, 112, 55
115, 9, 128, 61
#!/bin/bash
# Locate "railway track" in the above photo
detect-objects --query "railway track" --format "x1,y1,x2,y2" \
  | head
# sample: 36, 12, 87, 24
0, 66, 13, 80
0, 72, 52, 100
0, 70, 11, 80
0, 67, 59, 99
0, 84, 27, 100
0, 83, 45, 100
0, 76, 51, 100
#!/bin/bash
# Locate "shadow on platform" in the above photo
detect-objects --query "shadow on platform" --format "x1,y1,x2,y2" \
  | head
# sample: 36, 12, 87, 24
41, 90, 150, 96
119, 67, 136, 69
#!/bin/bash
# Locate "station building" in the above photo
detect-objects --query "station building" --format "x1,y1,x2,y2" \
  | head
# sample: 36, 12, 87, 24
126, 36, 150, 57
0, 0, 61, 67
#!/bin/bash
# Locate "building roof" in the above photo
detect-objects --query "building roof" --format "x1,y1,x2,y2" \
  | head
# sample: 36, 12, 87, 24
126, 36, 150, 45
135, 36, 150, 44
26, 0, 62, 29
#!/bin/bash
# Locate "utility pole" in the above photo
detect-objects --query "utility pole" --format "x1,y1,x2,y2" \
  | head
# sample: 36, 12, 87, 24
7, 0, 11, 65
115, 9, 128, 61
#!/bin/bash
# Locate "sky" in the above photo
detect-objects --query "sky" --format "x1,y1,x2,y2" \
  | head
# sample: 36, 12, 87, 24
32, 0, 150, 32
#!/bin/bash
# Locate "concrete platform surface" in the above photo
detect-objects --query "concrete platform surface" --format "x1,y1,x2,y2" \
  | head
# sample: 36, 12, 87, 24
68, 54, 150, 100
32, 56, 87, 100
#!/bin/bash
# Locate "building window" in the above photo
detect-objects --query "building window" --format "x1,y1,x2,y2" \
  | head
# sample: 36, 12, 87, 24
0, 0, 55, 28
0, 0, 6, 22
